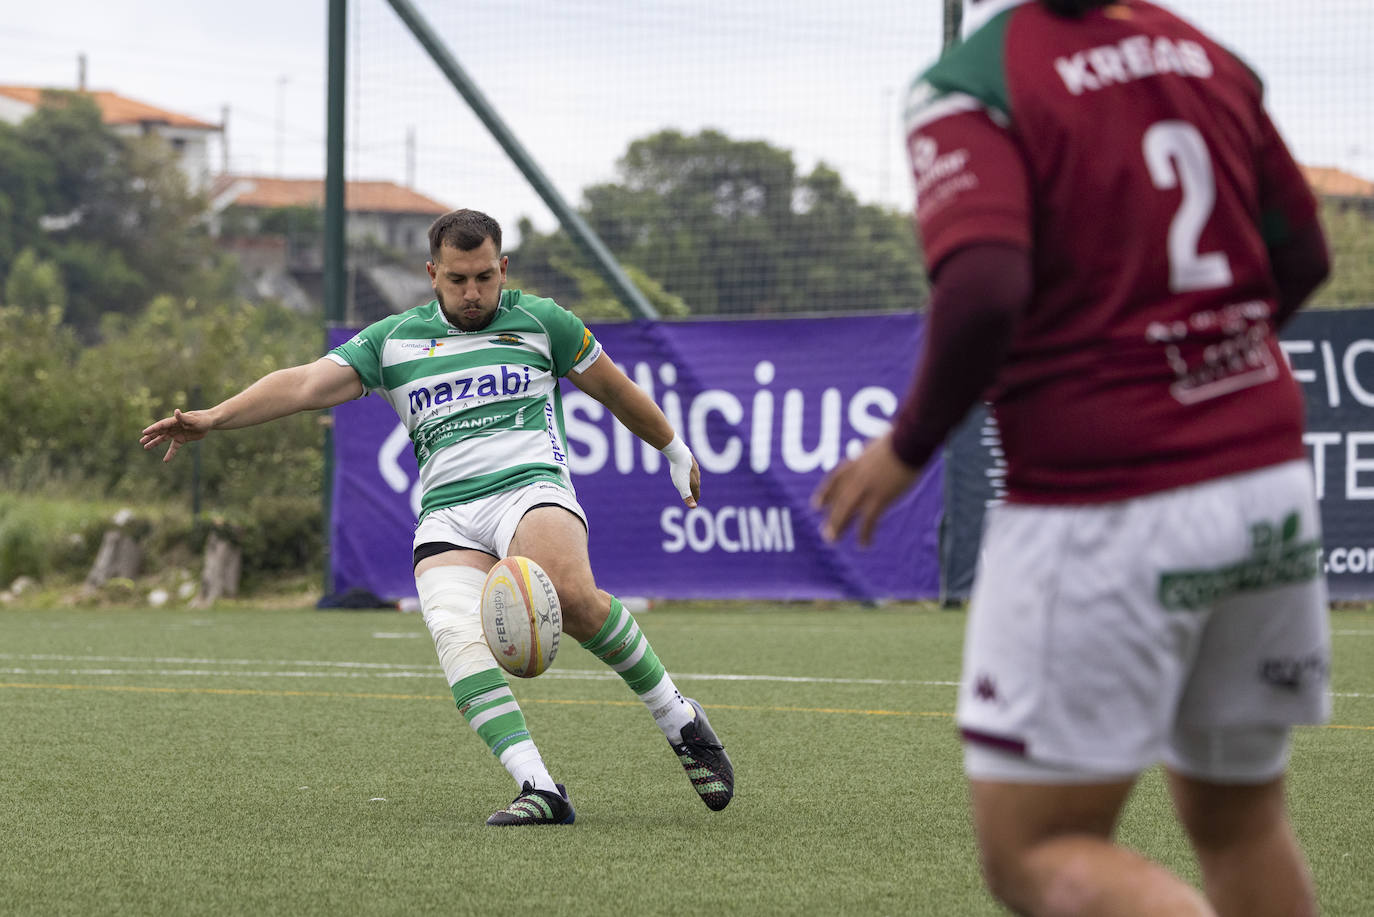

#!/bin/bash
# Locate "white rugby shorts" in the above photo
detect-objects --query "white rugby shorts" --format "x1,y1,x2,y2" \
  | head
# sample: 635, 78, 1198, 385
412, 481, 588, 559
957, 459, 1330, 783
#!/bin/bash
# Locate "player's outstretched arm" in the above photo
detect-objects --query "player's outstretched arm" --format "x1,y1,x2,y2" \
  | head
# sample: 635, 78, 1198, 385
140, 357, 364, 463
568, 354, 700, 507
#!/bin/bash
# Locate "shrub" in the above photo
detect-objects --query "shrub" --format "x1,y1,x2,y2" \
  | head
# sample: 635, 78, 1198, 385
0, 494, 124, 585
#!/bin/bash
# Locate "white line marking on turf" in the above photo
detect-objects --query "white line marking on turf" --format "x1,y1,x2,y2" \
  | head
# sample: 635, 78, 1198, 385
0, 666, 442, 680
0, 663, 957, 687
2, 654, 1370, 697
0, 653, 431, 670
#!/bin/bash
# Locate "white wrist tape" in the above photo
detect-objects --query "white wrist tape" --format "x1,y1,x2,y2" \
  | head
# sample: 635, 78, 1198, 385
660, 434, 695, 500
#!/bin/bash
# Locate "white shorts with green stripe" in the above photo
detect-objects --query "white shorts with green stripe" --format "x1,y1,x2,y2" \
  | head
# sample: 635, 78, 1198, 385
957, 459, 1330, 784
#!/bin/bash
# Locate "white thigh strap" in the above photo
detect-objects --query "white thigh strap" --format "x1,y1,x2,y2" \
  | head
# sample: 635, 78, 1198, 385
417, 565, 488, 626
415, 565, 495, 685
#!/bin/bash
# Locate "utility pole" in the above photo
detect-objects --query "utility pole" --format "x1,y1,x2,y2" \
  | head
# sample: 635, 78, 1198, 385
405, 126, 416, 187
322, 0, 347, 596
943, 0, 962, 49
384, 0, 659, 319
275, 75, 290, 177
220, 104, 230, 174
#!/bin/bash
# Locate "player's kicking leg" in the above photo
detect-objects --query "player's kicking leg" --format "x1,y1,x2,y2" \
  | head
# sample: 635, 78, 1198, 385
510, 506, 734, 812
415, 557, 574, 826
580, 592, 734, 811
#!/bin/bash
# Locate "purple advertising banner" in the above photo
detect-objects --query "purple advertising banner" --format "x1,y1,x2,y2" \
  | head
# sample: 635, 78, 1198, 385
328, 314, 941, 601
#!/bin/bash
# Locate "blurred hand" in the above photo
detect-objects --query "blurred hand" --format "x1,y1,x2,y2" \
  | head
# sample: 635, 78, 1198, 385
140, 408, 214, 463
811, 433, 920, 547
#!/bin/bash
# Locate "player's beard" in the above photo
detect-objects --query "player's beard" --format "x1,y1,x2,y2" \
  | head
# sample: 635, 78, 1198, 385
436, 285, 502, 332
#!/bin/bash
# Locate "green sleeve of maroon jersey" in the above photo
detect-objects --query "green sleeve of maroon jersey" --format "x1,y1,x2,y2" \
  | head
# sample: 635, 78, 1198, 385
328, 312, 408, 391
513, 293, 603, 378
914, 8, 1014, 121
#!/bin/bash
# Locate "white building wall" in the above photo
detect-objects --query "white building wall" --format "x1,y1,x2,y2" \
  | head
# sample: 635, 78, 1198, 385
0, 96, 31, 124
107, 123, 217, 193
0, 97, 218, 194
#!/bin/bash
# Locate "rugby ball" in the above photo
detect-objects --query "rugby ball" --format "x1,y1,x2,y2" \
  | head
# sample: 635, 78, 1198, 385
480, 556, 562, 678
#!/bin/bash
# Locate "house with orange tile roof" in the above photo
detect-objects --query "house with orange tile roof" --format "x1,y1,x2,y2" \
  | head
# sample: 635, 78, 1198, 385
1302, 165, 1374, 199
1301, 165, 1374, 215
0, 85, 222, 192
208, 174, 450, 256
207, 174, 451, 321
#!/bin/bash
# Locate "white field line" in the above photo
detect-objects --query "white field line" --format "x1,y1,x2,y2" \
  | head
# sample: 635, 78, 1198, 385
0, 652, 1370, 698
0, 652, 431, 670
0, 667, 441, 680
0, 653, 958, 687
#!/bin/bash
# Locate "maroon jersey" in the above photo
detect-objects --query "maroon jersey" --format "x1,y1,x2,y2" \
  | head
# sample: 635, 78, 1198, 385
903, 0, 1320, 502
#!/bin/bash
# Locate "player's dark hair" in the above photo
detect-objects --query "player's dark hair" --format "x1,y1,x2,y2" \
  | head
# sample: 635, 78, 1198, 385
1037, 0, 1114, 17
428, 209, 503, 260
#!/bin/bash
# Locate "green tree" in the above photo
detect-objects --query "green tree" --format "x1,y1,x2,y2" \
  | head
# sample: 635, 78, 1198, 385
0, 122, 53, 271
1, 91, 227, 333
507, 217, 688, 321
512, 129, 926, 317
3, 248, 66, 310
0, 305, 83, 485
0, 292, 324, 503
74, 296, 325, 503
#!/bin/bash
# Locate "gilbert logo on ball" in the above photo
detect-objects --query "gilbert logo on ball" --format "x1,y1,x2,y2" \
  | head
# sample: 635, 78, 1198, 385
480, 556, 562, 678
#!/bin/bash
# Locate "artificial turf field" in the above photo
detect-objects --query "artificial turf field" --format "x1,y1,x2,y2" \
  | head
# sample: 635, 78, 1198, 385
1, 603, 1371, 916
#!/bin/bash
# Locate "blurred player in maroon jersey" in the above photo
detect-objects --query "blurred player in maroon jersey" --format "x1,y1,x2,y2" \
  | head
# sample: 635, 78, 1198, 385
814, 1, 1331, 914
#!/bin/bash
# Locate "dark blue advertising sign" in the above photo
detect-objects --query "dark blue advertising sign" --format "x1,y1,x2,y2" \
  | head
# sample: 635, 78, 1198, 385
1281, 309, 1374, 599
943, 308, 1374, 601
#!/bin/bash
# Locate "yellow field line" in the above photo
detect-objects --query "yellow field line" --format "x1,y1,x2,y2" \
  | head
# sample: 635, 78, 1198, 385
1, 681, 1370, 731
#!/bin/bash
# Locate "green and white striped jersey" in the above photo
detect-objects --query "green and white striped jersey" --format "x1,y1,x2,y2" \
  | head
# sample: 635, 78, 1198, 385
326, 289, 603, 520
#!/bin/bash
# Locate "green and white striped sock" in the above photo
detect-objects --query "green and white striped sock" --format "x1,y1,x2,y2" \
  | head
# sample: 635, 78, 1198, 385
451, 668, 555, 791
581, 597, 695, 742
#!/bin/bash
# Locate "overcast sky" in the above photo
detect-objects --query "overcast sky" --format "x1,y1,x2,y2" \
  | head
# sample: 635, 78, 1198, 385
2, 1, 1370, 242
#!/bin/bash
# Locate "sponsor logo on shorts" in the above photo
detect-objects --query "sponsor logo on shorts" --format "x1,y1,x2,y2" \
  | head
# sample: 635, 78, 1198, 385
973, 673, 998, 703
1259, 653, 1329, 692
1157, 512, 1321, 611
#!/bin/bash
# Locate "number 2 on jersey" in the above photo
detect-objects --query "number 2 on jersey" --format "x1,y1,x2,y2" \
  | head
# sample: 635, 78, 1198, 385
1142, 121, 1234, 293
